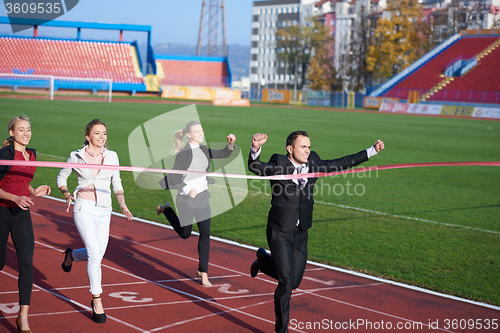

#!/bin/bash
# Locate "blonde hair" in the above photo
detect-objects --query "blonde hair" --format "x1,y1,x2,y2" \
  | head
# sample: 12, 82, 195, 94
2, 115, 30, 148
82, 119, 108, 148
173, 121, 200, 154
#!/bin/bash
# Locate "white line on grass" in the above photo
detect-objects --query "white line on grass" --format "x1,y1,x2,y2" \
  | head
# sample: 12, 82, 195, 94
35, 160, 497, 235
37, 153, 66, 160
217, 183, 499, 234
315, 200, 500, 235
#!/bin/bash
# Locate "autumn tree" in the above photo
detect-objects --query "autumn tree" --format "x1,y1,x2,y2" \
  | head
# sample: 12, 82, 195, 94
276, 17, 331, 90
306, 33, 336, 91
367, 0, 430, 82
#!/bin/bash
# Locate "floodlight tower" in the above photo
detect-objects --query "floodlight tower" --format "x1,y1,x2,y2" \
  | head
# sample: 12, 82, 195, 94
197, 0, 227, 56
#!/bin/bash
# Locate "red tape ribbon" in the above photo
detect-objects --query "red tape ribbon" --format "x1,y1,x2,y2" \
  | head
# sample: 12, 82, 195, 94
0, 160, 499, 181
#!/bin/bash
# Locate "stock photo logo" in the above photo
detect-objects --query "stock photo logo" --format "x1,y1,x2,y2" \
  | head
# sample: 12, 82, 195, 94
128, 105, 248, 227
4, 0, 79, 32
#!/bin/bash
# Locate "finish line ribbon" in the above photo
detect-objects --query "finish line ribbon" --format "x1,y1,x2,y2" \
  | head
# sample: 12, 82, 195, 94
1, 160, 499, 181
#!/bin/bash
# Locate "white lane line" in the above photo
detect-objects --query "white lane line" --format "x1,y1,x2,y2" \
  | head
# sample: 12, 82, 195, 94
302, 276, 336, 285
149, 283, 385, 332
149, 298, 280, 332
295, 289, 457, 333
0, 290, 40, 295
50, 281, 149, 291
156, 274, 242, 283
33, 238, 282, 332
34, 197, 500, 314
0, 270, 150, 332
31, 212, 395, 332
0, 282, 383, 322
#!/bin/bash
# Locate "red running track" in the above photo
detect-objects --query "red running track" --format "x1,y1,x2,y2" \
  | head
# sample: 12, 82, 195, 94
1, 196, 498, 332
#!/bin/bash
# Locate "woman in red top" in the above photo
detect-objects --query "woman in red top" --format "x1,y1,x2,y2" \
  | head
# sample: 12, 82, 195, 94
0, 116, 51, 333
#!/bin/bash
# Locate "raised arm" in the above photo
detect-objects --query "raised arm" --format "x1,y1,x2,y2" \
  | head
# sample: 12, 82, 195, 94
209, 133, 236, 159
248, 133, 284, 176
252, 133, 267, 152
316, 139, 385, 172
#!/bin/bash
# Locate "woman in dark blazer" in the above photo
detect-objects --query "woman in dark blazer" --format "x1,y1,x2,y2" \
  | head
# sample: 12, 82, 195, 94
157, 121, 235, 286
0, 116, 51, 333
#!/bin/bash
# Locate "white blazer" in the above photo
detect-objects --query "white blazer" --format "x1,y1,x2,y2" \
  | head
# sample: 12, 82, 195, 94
56, 146, 124, 207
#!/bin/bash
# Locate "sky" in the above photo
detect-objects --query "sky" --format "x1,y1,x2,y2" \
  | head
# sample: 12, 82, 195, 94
0, 0, 254, 46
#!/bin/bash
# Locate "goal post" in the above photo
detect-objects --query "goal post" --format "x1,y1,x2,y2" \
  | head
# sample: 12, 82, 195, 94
0, 74, 113, 102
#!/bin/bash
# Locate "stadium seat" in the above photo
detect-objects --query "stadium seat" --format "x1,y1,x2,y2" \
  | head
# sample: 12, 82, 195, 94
427, 40, 500, 103
157, 59, 230, 87
383, 36, 499, 102
0, 37, 143, 84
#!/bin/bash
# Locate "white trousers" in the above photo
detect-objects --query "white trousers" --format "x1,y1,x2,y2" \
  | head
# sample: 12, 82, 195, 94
72, 198, 112, 295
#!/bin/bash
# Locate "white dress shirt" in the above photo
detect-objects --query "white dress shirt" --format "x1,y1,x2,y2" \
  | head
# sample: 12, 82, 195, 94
57, 146, 124, 207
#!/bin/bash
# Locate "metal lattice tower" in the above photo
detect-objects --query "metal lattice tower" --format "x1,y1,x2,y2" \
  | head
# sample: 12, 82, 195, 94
197, 0, 227, 56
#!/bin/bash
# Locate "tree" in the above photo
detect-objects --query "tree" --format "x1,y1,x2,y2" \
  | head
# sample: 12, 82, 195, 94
306, 44, 336, 91
276, 17, 331, 90
367, 0, 430, 82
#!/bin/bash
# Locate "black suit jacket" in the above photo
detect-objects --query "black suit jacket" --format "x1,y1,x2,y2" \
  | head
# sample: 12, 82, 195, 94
248, 149, 368, 232
161, 143, 233, 190
0, 144, 37, 182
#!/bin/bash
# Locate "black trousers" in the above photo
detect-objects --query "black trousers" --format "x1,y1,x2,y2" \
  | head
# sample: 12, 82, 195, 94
0, 206, 34, 305
163, 191, 211, 273
259, 225, 308, 333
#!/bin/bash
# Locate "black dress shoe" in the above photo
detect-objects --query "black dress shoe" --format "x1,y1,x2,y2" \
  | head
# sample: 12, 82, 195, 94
250, 248, 267, 278
61, 248, 73, 273
91, 297, 107, 324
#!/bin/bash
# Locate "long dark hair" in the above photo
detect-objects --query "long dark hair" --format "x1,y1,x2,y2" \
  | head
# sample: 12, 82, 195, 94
82, 119, 108, 148
2, 115, 30, 148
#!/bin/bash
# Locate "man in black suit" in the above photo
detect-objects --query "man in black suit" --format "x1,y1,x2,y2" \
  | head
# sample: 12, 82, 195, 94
248, 131, 384, 333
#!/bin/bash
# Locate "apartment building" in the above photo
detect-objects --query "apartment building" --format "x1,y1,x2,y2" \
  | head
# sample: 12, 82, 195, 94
250, 0, 320, 93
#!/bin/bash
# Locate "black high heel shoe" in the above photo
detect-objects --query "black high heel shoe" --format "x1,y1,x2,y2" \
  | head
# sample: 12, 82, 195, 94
91, 296, 106, 324
61, 248, 73, 273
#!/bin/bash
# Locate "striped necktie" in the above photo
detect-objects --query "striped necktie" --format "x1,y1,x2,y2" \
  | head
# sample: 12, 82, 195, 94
297, 165, 306, 190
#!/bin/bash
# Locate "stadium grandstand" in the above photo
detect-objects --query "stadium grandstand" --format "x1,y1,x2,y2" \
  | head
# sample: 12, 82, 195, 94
369, 29, 500, 105
0, 17, 233, 99
156, 55, 232, 88
0, 17, 156, 96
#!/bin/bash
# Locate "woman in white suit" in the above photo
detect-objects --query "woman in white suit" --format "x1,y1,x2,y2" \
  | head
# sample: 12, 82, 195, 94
56, 119, 133, 324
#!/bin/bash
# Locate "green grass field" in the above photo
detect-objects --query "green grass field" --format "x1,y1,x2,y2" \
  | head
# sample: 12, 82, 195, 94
1, 97, 499, 305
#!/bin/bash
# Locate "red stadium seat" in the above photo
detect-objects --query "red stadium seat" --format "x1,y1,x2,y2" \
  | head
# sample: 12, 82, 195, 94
385, 36, 499, 103
157, 59, 230, 87
0, 37, 143, 84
